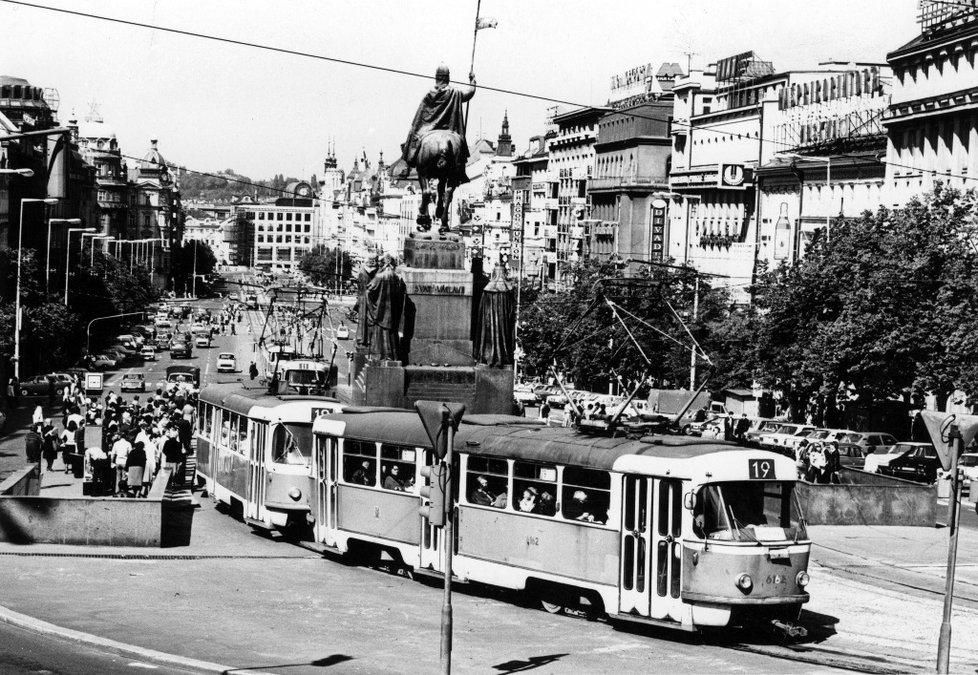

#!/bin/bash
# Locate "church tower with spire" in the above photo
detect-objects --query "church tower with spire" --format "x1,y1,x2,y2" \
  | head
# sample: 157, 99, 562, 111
495, 110, 513, 157
321, 138, 344, 197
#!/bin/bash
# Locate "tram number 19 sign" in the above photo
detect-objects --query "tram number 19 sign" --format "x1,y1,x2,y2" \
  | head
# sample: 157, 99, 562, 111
748, 458, 775, 480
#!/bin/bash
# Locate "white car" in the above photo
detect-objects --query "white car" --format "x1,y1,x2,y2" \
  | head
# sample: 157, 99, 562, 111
959, 453, 978, 483
336, 324, 350, 340
863, 443, 916, 474
195, 335, 211, 348
217, 352, 237, 373
757, 424, 816, 451
140, 346, 157, 361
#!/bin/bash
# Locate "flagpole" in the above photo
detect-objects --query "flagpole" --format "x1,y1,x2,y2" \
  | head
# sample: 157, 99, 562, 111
463, 0, 482, 136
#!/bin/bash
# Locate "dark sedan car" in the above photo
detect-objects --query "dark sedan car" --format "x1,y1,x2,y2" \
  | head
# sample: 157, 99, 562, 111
878, 443, 942, 483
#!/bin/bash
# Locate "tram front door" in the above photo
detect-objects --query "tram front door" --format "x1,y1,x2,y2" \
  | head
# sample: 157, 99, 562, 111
618, 475, 684, 622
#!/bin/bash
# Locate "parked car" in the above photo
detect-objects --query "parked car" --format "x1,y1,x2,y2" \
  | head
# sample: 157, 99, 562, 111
336, 324, 350, 340
88, 354, 118, 370
140, 346, 157, 361
960, 453, 978, 483
120, 372, 146, 392
17, 374, 64, 397
838, 431, 898, 455
865, 441, 929, 474
216, 352, 237, 373
156, 333, 172, 350
744, 420, 784, 446
837, 444, 867, 469
757, 424, 816, 452
155, 318, 173, 330
878, 442, 941, 483
116, 333, 144, 349
194, 334, 211, 348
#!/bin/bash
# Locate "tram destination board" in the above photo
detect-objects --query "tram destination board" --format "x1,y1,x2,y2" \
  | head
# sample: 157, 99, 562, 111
748, 458, 776, 480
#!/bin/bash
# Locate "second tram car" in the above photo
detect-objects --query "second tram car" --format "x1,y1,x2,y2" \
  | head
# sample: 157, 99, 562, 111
311, 410, 811, 632
196, 383, 343, 531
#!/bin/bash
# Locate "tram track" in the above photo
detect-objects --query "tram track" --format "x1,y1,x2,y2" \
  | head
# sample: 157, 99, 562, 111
726, 641, 923, 674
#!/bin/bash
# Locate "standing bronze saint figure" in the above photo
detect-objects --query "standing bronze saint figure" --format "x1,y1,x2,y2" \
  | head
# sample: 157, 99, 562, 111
401, 64, 476, 233
364, 255, 406, 361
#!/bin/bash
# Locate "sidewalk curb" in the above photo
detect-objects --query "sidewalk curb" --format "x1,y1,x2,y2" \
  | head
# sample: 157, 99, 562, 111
0, 602, 271, 675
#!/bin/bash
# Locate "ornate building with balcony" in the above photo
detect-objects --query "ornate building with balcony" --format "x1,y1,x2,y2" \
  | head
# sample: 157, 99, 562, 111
74, 108, 130, 239
883, 2, 978, 206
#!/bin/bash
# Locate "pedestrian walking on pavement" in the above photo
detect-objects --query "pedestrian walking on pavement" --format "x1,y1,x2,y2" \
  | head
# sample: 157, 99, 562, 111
61, 421, 78, 473
25, 425, 42, 463
7, 375, 19, 408
249, 362, 258, 381
42, 421, 59, 471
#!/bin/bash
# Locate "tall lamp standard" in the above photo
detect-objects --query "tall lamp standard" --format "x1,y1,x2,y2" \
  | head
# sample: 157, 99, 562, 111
14, 197, 59, 380
64, 227, 95, 305
45, 218, 81, 293
86, 234, 111, 266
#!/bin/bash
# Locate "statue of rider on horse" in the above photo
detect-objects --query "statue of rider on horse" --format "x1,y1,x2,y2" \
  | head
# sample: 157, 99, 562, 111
401, 64, 475, 234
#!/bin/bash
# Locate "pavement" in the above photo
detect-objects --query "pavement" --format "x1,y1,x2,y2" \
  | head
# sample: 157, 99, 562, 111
2, 451, 978, 673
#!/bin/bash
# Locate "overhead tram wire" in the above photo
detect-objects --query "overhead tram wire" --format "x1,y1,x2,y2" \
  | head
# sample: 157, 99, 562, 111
8, 0, 977, 191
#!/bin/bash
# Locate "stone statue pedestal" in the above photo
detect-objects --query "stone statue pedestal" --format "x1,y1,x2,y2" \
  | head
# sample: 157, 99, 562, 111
344, 233, 513, 414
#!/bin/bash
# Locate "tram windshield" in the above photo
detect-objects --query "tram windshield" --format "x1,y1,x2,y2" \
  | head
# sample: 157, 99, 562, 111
271, 423, 313, 465
692, 481, 807, 543
284, 369, 324, 386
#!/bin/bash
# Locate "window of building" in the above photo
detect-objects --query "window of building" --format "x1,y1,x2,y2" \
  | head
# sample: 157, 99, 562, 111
277, 213, 283, 221
304, 224, 311, 233
305, 213, 311, 222
286, 212, 293, 221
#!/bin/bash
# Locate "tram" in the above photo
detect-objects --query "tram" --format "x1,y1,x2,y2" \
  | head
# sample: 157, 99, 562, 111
195, 383, 343, 532
310, 410, 811, 632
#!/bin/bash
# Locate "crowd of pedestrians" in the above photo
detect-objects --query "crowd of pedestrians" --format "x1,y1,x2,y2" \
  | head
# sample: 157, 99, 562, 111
795, 439, 842, 484
24, 374, 198, 498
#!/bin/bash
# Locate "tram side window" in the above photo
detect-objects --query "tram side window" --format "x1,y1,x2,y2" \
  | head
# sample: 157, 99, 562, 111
466, 456, 508, 508
271, 423, 311, 465
200, 403, 213, 439
561, 467, 610, 524
380, 444, 417, 492
342, 439, 378, 486
512, 461, 558, 516
219, 413, 239, 452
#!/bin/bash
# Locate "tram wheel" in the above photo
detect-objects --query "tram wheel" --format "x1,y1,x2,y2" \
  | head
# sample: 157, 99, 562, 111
540, 599, 565, 615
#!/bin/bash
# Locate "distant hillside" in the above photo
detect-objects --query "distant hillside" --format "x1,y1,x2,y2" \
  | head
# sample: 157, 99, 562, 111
176, 168, 303, 202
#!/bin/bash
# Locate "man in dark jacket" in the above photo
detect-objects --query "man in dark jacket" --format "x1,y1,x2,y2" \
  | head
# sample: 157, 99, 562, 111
25, 425, 42, 463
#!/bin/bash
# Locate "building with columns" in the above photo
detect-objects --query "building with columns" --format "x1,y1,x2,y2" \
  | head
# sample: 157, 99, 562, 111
883, 2, 978, 205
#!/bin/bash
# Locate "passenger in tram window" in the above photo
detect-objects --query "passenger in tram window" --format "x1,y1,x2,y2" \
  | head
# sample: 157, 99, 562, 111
518, 486, 539, 512
492, 490, 507, 509
469, 474, 494, 506
532, 490, 556, 516
382, 464, 406, 491
352, 460, 374, 486
563, 489, 597, 522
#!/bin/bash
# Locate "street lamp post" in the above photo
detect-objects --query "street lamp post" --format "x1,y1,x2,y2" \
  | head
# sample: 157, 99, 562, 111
64, 227, 95, 305
14, 197, 59, 380
45, 218, 82, 293
86, 234, 111, 266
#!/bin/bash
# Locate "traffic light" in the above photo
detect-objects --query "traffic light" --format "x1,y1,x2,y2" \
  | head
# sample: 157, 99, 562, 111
419, 462, 448, 527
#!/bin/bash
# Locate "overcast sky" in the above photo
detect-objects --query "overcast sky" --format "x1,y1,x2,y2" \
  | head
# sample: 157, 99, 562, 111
1, 0, 920, 183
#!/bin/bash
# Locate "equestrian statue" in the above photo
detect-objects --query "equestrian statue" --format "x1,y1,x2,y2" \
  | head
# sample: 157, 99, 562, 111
401, 64, 475, 234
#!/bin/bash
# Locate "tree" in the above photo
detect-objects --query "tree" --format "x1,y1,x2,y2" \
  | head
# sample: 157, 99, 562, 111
170, 241, 218, 295
298, 246, 355, 290
729, 183, 978, 418
517, 258, 729, 393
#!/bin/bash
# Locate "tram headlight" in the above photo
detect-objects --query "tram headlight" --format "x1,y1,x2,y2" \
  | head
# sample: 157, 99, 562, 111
796, 571, 810, 588
288, 487, 302, 501
735, 573, 753, 593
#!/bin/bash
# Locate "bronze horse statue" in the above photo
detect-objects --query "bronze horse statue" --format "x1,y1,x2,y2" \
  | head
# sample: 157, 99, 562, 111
414, 129, 466, 234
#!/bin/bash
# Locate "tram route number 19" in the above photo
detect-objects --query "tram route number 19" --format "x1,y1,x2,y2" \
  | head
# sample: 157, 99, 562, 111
748, 459, 775, 480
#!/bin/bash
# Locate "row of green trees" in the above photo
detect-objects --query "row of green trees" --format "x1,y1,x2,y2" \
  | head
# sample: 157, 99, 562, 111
517, 185, 978, 418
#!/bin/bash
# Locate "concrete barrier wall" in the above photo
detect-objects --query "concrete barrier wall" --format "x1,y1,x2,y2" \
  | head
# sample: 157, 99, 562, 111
0, 467, 173, 546
0, 465, 40, 497
797, 469, 937, 526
